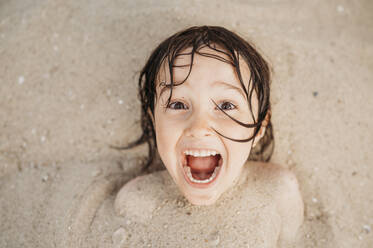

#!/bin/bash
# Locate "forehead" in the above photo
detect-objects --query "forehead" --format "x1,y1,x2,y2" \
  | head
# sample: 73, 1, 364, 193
156, 45, 251, 92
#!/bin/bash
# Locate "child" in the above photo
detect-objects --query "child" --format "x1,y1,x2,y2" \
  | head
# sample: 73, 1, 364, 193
114, 26, 303, 247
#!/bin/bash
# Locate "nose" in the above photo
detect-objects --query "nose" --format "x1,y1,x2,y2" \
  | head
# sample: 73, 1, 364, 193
184, 110, 214, 138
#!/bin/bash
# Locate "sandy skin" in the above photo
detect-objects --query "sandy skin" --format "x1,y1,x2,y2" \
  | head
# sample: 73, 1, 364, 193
115, 161, 304, 247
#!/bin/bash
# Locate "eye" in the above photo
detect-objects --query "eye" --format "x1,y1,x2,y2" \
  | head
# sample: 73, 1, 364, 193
216, 101, 237, 111
167, 101, 188, 110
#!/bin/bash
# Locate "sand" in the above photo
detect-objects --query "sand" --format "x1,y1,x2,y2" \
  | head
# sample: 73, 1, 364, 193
0, 0, 372, 247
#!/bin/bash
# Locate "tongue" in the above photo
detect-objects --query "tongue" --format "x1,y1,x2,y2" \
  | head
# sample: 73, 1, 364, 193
187, 155, 219, 180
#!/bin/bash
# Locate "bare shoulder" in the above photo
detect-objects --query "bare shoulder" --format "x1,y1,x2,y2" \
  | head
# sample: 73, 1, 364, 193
114, 170, 173, 222
248, 162, 304, 246
248, 162, 301, 195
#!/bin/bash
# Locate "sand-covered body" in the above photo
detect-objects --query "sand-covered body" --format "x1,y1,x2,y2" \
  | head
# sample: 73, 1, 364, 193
1, 160, 301, 247
114, 161, 303, 247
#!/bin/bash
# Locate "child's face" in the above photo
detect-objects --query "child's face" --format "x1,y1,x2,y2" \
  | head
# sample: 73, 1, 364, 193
151, 46, 260, 205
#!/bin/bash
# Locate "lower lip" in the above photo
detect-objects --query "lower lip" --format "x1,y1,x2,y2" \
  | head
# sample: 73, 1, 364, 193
180, 157, 223, 189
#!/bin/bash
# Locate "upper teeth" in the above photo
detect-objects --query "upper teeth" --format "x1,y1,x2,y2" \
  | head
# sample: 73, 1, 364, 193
183, 150, 218, 157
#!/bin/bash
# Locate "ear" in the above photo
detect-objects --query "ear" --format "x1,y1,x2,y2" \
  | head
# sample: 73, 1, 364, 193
252, 125, 266, 147
252, 110, 271, 147
147, 108, 155, 128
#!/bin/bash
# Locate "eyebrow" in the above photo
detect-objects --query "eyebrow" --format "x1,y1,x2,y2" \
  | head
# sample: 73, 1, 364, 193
158, 80, 247, 100
212, 81, 247, 100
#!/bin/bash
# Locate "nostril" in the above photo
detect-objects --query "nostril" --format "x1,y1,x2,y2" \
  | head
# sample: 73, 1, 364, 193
186, 125, 214, 138
187, 130, 212, 138
185, 114, 214, 137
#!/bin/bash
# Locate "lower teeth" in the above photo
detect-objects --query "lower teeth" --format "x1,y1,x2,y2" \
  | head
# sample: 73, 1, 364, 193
185, 166, 220, 184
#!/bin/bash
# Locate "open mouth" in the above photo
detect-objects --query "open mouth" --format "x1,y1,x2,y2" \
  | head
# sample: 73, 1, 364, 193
181, 150, 223, 186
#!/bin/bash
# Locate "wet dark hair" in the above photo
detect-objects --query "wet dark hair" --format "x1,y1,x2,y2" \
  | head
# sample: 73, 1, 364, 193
115, 25, 274, 173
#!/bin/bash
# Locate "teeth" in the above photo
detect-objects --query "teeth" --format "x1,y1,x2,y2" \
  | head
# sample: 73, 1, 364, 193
184, 165, 220, 184
184, 149, 219, 157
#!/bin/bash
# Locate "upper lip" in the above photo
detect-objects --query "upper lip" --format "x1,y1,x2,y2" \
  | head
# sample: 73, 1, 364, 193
182, 148, 221, 153
181, 147, 221, 155
180, 147, 224, 167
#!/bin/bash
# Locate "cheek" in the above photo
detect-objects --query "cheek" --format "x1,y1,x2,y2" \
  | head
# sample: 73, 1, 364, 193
214, 104, 255, 139
154, 115, 181, 161
228, 139, 252, 162
215, 116, 254, 142
221, 120, 254, 167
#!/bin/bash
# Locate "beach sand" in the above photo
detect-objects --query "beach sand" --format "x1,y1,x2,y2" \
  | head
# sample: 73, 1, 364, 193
0, 0, 372, 247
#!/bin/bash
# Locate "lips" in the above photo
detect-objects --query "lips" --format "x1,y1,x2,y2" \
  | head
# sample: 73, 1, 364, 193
180, 149, 224, 188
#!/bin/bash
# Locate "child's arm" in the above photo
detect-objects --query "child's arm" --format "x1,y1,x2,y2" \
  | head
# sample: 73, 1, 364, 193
275, 170, 304, 247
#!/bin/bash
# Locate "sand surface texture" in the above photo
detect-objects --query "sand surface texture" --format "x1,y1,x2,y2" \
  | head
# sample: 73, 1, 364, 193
1, 0, 372, 247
